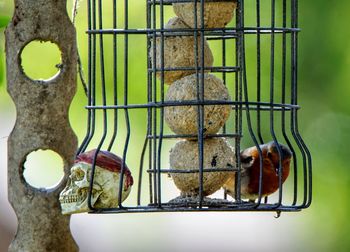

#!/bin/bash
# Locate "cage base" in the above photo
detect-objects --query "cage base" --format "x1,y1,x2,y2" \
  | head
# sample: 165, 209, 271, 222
87, 202, 302, 215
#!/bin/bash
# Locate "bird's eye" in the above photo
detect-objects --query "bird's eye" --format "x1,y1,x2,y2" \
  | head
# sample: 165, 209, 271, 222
267, 152, 273, 160
241, 156, 253, 164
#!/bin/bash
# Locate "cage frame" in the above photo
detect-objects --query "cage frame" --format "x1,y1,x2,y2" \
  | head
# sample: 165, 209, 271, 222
76, 0, 312, 215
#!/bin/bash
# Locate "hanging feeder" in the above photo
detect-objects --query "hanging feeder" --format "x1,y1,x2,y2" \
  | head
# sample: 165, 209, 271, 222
61, 0, 312, 215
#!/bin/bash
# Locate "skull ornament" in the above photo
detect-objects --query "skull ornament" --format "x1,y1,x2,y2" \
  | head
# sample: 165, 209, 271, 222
59, 149, 133, 214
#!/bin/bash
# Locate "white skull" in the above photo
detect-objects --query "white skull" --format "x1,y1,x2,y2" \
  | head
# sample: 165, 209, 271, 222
59, 162, 131, 214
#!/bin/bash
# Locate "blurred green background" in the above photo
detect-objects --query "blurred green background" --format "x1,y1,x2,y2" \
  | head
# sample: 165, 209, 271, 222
1, 0, 350, 251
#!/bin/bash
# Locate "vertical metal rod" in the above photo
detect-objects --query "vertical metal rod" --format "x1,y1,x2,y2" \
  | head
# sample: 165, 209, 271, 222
222, 31, 227, 134
138, 136, 149, 205
152, 0, 158, 204
80, 0, 97, 154
98, 0, 108, 148
268, 0, 284, 208
200, 0, 206, 207
234, 0, 242, 203
88, 0, 110, 211
157, 0, 165, 207
256, 0, 264, 144
295, 0, 313, 208
87, 0, 99, 211
280, 0, 298, 206
192, 0, 205, 208
118, 0, 131, 207
108, 0, 119, 151
240, 0, 264, 207
78, 0, 94, 154
147, 0, 154, 205
290, 0, 312, 209
290, 0, 306, 208
139, 0, 153, 207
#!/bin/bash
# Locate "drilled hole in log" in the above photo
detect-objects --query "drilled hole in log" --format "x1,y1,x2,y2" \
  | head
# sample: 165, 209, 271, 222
20, 40, 62, 81
23, 149, 64, 190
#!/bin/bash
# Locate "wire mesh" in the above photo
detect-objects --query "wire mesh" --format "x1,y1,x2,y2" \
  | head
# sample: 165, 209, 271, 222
77, 0, 312, 214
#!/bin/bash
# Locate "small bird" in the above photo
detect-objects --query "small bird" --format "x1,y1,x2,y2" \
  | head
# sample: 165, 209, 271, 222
223, 141, 292, 201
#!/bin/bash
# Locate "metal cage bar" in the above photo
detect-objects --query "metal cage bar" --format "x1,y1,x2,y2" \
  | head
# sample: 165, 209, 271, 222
75, 0, 312, 214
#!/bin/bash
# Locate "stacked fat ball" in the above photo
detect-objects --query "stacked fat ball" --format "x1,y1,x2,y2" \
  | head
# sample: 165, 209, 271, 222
170, 138, 235, 197
151, 1, 237, 197
173, 1, 237, 29
150, 17, 213, 84
165, 73, 231, 136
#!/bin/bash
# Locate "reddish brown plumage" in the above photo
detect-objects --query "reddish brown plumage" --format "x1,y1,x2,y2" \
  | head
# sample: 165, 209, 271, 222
223, 141, 292, 200
245, 142, 291, 197
75, 149, 134, 189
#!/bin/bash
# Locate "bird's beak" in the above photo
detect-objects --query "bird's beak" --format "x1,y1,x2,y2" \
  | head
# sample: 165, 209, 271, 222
275, 165, 281, 175
267, 142, 292, 175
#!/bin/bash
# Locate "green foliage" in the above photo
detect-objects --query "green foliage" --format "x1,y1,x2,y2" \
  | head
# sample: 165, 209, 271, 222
0, 15, 10, 28
0, 16, 10, 85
